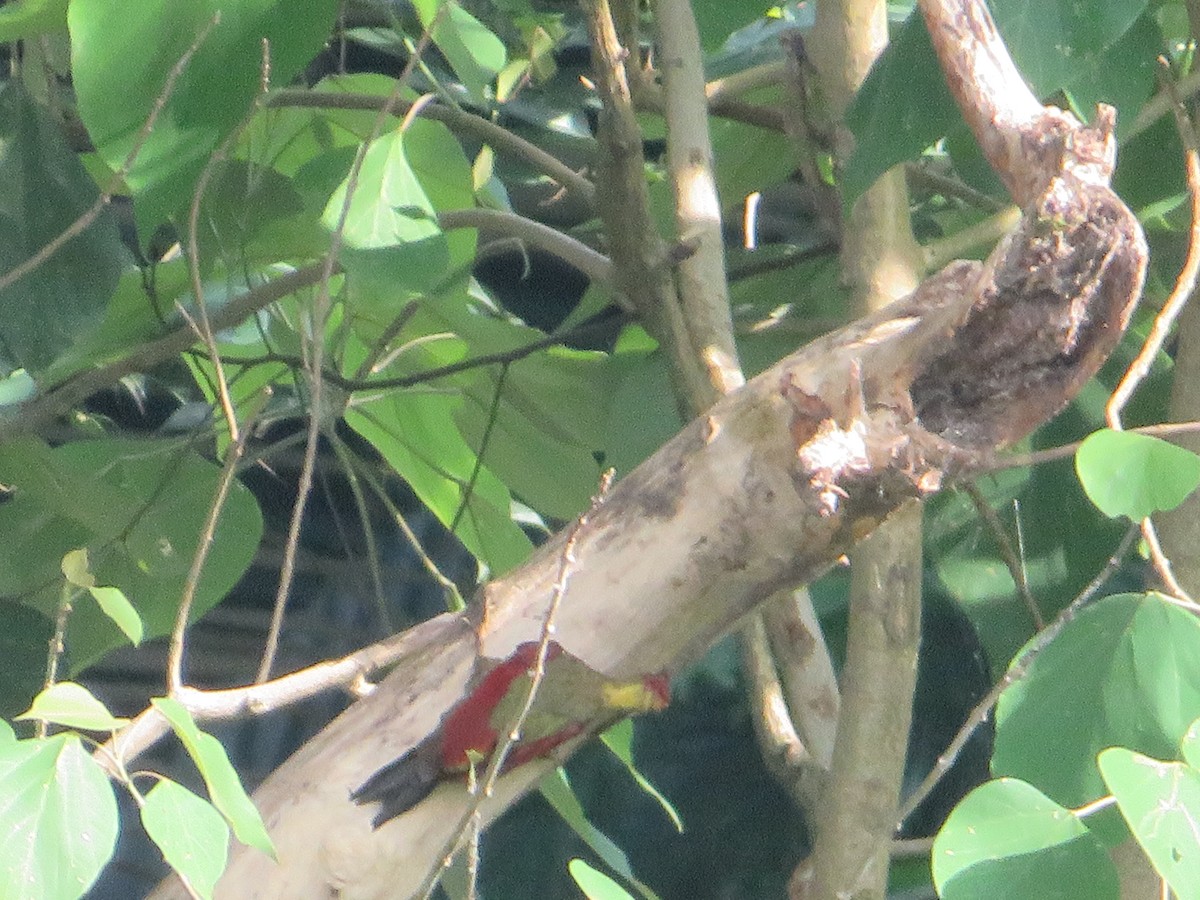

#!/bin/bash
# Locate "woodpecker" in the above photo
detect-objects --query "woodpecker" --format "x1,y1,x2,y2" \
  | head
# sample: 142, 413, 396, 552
353, 641, 670, 827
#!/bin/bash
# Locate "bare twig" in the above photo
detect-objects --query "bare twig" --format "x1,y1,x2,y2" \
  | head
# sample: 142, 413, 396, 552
208, 309, 632, 394
741, 616, 817, 806
335, 439, 465, 610
1106, 62, 1200, 601
921, 205, 1021, 271
1108, 73, 1200, 421
979, 420, 1200, 471
447, 364, 508, 543
415, 471, 616, 899
961, 481, 1044, 629
0, 15, 219, 296
5, 262, 332, 440
166, 392, 269, 694
438, 208, 614, 287
267, 89, 595, 211
652, 0, 743, 399
896, 524, 1139, 826
38, 581, 77, 738
182, 98, 269, 446
582, 0, 712, 414
794, 1, 924, 896
102, 623, 432, 772
762, 587, 840, 770
256, 20, 440, 683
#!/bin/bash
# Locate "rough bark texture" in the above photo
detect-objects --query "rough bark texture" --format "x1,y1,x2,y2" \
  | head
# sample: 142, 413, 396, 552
149, 0, 1148, 894
148, 146, 1146, 895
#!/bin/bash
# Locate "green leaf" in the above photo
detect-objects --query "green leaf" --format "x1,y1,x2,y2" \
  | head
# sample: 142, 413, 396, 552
932, 778, 1118, 900
993, 0, 1150, 101
0, 601, 53, 721
600, 720, 682, 833
0, 436, 262, 671
693, 1, 776, 52
454, 343, 615, 520
68, 0, 338, 228
60, 549, 95, 588
141, 779, 230, 900
0, 0, 68, 42
0, 82, 131, 374
152, 698, 276, 858
1061, 10, 1158, 139
1076, 429, 1200, 519
16, 682, 128, 732
323, 127, 443, 249
540, 770, 660, 900
1183, 719, 1200, 770
412, 0, 506, 100
569, 858, 637, 900
844, 12, 958, 207
88, 586, 143, 647
1099, 748, 1200, 899
844, 2, 1152, 207
59, 549, 144, 645
993, 593, 1200, 806
0, 733, 119, 899
346, 394, 533, 574
329, 117, 475, 297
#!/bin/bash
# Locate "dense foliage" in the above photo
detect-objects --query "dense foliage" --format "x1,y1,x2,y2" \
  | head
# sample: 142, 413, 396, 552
2, 0, 1200, 898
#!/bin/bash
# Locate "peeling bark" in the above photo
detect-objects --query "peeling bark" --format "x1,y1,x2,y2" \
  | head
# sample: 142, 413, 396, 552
152, 139, 1145, 895
151, 2, 1148, 896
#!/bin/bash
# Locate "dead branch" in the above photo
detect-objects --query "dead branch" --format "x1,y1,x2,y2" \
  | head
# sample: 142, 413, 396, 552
146, 0, 1147, 895
150, 114, 1146, 889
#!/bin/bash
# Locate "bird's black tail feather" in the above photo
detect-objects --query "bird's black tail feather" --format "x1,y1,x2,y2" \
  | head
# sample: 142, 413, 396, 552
352, 739, 445, 828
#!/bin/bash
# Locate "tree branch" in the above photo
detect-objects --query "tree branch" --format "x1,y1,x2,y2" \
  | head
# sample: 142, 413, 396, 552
154, 146, 1146, 889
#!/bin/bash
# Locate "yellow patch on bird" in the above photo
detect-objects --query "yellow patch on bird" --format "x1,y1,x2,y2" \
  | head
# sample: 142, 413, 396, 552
602, 682, 664, 713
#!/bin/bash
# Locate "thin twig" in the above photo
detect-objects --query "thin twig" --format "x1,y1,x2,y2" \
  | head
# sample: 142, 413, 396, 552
438, 208, 614, 288
895, 524, 1139, 827
0, 15, 220, 296
101, 622, 434, 772
167, 391, 269, 694
38, 581, 77, 739
416, 470, 616, 900
267, 89, 596, 211
5, 262, 332, 440
353, 301, 420, 380
214, 309, 630, 394
975, 419, 1200, 471
740, 616, 815, 806
1106, 60, 1200, 602
255, 19, 441, 683
961, 481, 1044, 629
326, 437, 391, 630
183, 101, 267, 446
336, 438, 465, 610
447, 364, 509, 542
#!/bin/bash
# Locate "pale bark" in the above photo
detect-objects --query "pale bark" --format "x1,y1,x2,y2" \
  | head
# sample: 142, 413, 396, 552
798, 0, 925, 894
149, 0, 1147, 895
149, 149, 1144, 893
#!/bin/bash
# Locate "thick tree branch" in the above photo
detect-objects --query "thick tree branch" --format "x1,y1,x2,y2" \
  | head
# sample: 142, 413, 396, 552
145, 1, 1146, 895
153, 145, 1146, 890
796, 2, 925, 897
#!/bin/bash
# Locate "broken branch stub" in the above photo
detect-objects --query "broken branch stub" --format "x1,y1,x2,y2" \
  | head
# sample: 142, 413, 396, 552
174, 5, 1146, 894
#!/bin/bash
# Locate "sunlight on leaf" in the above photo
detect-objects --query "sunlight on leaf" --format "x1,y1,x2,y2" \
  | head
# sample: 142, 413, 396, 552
16, 682, 128, 732
1099, 748, 1200, 900
569, 858, 637, 900
0, 733, 118, 899
152, 698, 276, 858
141, 779, 230, 900
1076, 429, 1200, 520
